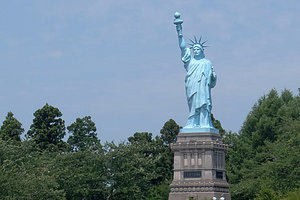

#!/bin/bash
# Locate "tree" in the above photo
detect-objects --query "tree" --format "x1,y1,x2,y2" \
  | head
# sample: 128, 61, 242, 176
158, 119, 180, 176
67, 116, 101, 152
104, 128, 177, 200
0, 140, 66, 200
211, 113, 225, 136
240, 89, 283, 149
26, 104, 66, 151
0, 112, 24, 141
160, 119, 179, 146
225, 89, 300, 200
128, 132, 153, 145
53, 150, 108, 200
105, 140, 160, 200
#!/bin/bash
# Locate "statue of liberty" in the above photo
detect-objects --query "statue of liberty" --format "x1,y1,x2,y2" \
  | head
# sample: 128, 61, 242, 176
174, 12, 218, 132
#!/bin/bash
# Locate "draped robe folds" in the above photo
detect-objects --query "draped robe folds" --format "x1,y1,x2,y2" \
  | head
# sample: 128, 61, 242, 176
181, 47, 217, 128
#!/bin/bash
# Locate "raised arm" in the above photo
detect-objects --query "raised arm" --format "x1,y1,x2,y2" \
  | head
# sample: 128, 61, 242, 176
174, 12, 187, 52
176, 24, 187, 51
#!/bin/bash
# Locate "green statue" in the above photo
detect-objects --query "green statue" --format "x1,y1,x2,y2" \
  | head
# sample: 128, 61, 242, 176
174, 12, 218, 133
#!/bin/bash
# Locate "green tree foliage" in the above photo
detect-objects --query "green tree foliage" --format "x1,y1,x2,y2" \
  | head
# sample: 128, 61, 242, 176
0, 111, 183, 199
0, 112, 24, 142
26, 104, 66, 151
282, 189, 300, 200
2, 89, 299, 200
254, 186, 280, 200
128, 132, 153, 144
105, 119, 179, 200
157, 119, 180, 181
53, 150, 108, 199
212, 113, 225, 136
225, 89, 300, 200
0, 139, 66, 200
105, 137, 160, 200
67, 116, 101, 151
160, 119, 180, 145
241, 89, 283, 149
148, 119, 180, 199
147, 179, 171, 200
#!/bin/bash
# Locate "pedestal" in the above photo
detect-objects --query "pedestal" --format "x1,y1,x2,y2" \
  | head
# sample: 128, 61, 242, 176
168, 131, 231, 200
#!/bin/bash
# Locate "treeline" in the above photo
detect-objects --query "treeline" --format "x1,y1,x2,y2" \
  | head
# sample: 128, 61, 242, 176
225, 89, 300, 200
0, 89, 299, 200
0, 103, 180, 200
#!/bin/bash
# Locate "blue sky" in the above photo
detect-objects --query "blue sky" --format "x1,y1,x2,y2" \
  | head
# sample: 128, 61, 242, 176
0, 0, 299, 142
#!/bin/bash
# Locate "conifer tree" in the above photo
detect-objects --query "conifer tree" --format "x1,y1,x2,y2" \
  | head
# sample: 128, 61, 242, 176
26, 104, 66, 151
67, 116, 100, 151
0, 112, 24, 141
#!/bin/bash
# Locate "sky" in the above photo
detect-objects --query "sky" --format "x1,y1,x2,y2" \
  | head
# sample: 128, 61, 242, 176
0, 0, 299, 143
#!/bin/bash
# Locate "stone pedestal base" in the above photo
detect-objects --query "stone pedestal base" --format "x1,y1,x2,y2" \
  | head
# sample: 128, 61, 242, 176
169, 192, 230, 200
168, 132, 231, 200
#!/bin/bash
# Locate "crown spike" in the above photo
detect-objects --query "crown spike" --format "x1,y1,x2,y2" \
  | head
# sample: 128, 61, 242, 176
194, 36, 197, 44
189, 39, 195, 44
188, 36, 208, 50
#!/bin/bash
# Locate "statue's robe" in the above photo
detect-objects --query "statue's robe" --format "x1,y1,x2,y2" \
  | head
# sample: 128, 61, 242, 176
181, 48, 217, 128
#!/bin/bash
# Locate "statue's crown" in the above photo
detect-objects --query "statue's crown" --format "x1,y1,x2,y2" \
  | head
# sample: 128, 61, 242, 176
189, 36, 208, 50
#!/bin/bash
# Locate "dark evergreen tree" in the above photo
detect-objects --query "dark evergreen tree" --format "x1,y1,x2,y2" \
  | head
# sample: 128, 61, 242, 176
67, 116, 101, 152
26, 104, 66, 151
128, 132, 153, 144
160, 119, 180, 145
0, 112, 24, 141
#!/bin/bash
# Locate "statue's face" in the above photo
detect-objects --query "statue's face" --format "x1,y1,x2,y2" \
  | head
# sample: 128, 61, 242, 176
193, 46, 203, 56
